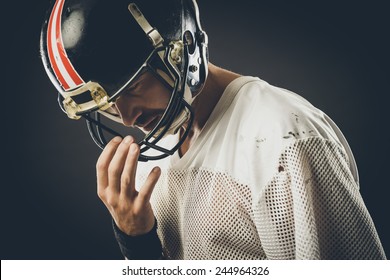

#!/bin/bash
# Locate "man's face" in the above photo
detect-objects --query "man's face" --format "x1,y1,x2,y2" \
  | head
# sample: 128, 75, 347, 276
107, 71, 171, 132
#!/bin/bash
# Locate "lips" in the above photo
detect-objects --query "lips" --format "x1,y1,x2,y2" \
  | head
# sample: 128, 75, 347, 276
137, 115, 161, 132
145, 116, 162, 132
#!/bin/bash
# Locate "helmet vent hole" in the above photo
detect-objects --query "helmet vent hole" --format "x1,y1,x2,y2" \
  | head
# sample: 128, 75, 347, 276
184, 31, 195, 54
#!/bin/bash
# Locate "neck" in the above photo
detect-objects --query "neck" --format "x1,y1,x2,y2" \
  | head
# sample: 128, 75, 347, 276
179, 63, 241, 156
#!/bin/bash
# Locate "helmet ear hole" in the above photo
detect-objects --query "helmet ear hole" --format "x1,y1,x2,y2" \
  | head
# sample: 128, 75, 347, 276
183, 30, 195, 54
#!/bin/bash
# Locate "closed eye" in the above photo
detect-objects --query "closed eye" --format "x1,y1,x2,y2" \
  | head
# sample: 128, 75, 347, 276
104, 105, 120, 117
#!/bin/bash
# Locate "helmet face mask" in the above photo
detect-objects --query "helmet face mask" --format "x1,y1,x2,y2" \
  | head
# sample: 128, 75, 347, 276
84, 41, 194, 161
41, 0, 208, 161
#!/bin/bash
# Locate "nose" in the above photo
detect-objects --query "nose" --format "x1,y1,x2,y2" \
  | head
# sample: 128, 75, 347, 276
114, 96, 142, 127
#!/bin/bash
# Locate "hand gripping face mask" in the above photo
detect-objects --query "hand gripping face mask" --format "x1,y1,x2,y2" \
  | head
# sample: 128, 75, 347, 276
40, 0, 208, 161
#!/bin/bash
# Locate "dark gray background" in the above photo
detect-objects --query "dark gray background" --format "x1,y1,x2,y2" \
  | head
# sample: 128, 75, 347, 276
2, 0, 389, 259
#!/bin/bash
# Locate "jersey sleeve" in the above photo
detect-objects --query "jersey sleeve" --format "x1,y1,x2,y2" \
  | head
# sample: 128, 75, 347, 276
254, 137, 386, 259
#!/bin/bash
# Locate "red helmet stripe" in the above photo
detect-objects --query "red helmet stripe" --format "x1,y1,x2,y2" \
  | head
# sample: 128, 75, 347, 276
47, 0, 84, 91
47, 0, 68, 90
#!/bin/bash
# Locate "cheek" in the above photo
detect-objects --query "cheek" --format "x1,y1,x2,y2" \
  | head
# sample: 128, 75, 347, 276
145, 84, 172, 109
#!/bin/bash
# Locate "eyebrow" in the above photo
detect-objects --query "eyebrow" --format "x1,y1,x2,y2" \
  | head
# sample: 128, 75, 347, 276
127, 79, 138, 89
125, 71, 149, 94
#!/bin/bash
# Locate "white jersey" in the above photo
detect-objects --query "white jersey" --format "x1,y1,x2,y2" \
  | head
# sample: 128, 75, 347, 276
136, 76, 386, 259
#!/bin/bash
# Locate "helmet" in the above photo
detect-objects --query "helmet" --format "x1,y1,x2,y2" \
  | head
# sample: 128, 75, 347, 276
40, 0, 209, 161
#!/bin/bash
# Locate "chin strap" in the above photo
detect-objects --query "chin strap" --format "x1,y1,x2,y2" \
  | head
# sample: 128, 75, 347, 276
128, 3, 164, 48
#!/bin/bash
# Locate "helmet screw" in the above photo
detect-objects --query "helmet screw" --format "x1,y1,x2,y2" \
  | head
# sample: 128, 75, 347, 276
190, 78, 197, 86
189, 65, 198, 73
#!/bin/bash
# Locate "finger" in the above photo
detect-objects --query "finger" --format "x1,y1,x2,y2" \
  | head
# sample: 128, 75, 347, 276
96, 136, 122, 190
138, 166, 161, 203
107, 136, 135, 191
121, 142, 140, 196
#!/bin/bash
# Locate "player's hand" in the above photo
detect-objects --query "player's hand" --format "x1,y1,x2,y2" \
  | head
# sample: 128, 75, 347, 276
96, 136, 161, 236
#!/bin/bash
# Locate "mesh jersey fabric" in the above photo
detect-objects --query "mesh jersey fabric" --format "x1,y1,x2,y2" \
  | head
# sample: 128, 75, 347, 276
135, 76, 386, 259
